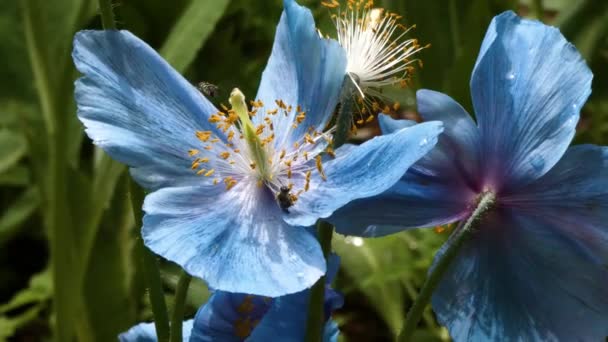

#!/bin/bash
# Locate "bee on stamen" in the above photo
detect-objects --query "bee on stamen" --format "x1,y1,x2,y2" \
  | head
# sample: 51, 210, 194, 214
277, 186, 294, 213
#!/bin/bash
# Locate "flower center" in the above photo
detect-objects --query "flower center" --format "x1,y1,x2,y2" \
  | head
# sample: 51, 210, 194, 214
187, 88, 333, 208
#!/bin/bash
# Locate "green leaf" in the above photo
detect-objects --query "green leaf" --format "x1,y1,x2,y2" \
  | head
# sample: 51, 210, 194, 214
0, 187, 40, 247
160, 0, 232, 73
334, 230, 446, 337
0, 130, 27, 174
82, 174, 138, 341
0, 165, 30, 186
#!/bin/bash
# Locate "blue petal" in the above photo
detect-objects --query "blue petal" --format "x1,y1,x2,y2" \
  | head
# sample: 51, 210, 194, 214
377, 114, 416, 134
285, 121, 444, 227
142, 181, 324, 297
253, 0, 347, 147
432, 210, 608, 341
190, 292, 272, 342
330, 115, 473, 237
119, 320, 194, 342
471, 11, 593, 189
191, 255, 342, 341
73, 30, 224, 190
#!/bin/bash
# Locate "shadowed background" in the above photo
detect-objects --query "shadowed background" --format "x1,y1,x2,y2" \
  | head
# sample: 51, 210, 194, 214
1, 0, 607, 341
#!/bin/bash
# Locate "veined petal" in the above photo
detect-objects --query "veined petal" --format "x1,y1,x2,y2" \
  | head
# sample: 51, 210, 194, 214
471, 11, 592, 189
284, 121, 443, 227
142, 181, 324, 297
432, 210, 608, 341
73, 30, 225, 190
118, 320, 194, 342
254, 0, 347, 148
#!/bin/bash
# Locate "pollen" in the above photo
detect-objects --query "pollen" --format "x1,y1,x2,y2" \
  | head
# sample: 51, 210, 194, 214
316, 155, 327, 181
196, 131, 213, 142
204, 169, 215, 177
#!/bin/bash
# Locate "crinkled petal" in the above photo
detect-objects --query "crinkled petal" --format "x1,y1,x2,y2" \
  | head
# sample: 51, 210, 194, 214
432, 210, 608, 341
285, 121, 444, 227
254, 0, 347, 148
142, 181, 324, 297
329, 115, 472, 237
119, 320, 194, 342
189, 292, 272, 342
73, 30, 225, 190
471, 11, 592, 189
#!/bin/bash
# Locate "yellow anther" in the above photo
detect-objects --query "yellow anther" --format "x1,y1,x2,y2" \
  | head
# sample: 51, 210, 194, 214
266, 108, 278, 115
188, 149, 199, 157
256, 124, 265, 135
250, 162, 256, 170
204, 169, 215, 177
200, 157, 209, 163
393, 102, 401, 111
210, 138, 220, 143
356, 119, 365, 125
220, 103, 229, 111
234, 149, 240, 153
208, 114, 223, 123
326, 147, 336, 158
227, 131, 235, 141
279, 149, 286, 159
303, 151, 309, 160
434, 225, 446, 234
294, 142, 300, 148
191, 162, 200, 170
304, 134, 315, 144
305, 170, 312, 191
213, 178, 219, 185
316, 155, 327, 181
204, 145, 213, 150
220, 151, 230, 160
296, 112, 306, 124
196, 168, 207, 175
366, 114, 375, 123
196, 131, 213, 142
287, 168, 292, 179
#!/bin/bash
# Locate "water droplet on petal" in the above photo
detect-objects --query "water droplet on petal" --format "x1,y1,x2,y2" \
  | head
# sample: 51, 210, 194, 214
419, 138, 428, 147
296, 272, 304, 279
506, 71, 516, 80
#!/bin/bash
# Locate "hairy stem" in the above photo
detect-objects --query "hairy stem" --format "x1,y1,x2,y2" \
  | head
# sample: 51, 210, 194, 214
97, 0, 116, 30
398, 192, 496, 341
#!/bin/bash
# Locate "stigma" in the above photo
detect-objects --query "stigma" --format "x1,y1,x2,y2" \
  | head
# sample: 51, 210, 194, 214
187, 88, 334, 206
323, 0, 427, 100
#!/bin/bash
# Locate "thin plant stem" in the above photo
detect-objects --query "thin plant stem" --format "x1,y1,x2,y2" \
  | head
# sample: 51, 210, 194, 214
98, 0, 117, 30
170, 271, 192, 342
304, 221, 334, 342
398, 192, 496, 341
305, 78, 356, 342
532, 0, 544, 21
130, 180, 171, 342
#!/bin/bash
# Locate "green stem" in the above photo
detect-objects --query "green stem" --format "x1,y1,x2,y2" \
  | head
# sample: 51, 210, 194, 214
305, 221, 333, 342
130, 180, 171, 342
398, 192, 496, 342
532, 0, 544, 21
305, 79, 358, 341
332, 75, 358, 149
170, 271, 192, 342
97, 0, 116, 30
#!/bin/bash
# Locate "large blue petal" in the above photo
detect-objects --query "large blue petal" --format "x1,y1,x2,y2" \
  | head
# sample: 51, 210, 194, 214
73, 30, 225, 190
253, 0, 347, 148
284, 121, 444, 227
471, 11, 592, 190
119, 320, 194, 342
329, 113, 472, 237
142, 181, 324, 297
432, 209, 608, 341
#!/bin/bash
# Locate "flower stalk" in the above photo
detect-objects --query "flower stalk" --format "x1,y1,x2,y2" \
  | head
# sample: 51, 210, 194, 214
306, 77, 357, 342
130, 180, 171, 342
170, 271, 192, 342
398, 191, 496, 341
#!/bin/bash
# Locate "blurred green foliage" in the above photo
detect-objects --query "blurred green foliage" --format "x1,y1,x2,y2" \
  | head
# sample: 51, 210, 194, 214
0, 0, 607, 341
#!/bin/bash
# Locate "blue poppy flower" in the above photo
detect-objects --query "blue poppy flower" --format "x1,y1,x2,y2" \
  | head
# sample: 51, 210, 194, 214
120, 255, 343, 342
330, 11, 608, 340
72, 0, 442, 297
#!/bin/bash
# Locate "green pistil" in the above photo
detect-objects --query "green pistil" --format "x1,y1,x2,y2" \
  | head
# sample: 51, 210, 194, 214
229, 88, 270, 180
